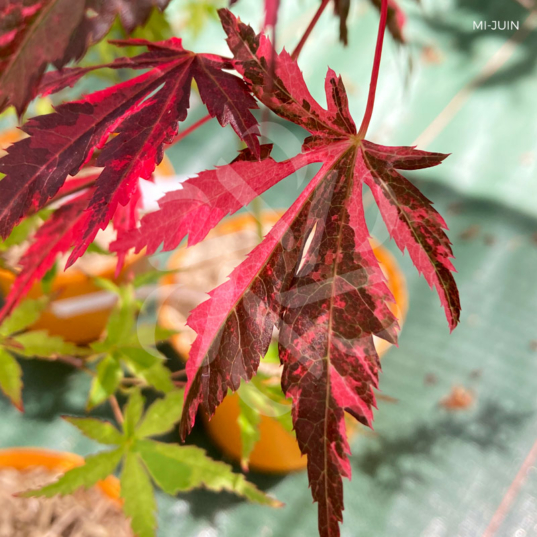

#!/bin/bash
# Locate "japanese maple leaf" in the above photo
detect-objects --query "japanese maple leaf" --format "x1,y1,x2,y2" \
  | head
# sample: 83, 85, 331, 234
111, 10, 457, 537
0, 37, 260, 267
0, 0, 171, 116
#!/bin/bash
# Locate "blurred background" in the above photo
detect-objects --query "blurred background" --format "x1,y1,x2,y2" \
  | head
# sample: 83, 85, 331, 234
1, 0, 537, 535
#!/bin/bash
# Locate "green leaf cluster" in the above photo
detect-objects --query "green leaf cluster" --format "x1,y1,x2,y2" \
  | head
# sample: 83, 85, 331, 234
25, 390, 281, 537
86, 283, 174, 409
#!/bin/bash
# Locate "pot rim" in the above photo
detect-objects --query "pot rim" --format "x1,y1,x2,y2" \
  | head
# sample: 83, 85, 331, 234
0, 447, 121, 504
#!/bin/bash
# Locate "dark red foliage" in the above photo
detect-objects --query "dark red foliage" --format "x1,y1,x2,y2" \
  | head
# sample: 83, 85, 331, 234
0, 5, 459, 536
113, 13, 460, 536
334, 0, 408, 45
0, 0, 171, 117
370, 0, 407, 43
0, 38, 260, 268
175, 11, 459, 537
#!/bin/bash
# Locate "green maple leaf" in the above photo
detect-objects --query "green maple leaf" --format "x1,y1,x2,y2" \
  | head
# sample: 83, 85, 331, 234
0, 298, 86, 409
13, 331, 82, 358
87, 284, 174, 409
0, 347, 24, 410
24, 389, 281, 537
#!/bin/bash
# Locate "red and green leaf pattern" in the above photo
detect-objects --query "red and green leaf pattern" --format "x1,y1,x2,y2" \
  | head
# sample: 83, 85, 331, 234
179, 149, 344, 440
175, 10, 460, 537
278, 149, 397, 535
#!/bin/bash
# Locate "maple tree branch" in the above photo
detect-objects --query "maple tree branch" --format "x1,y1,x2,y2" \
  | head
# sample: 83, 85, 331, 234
291, 0, 331, 61
357, 0, 389, 139
55, 180, 97, 201
170, 114, 212, 147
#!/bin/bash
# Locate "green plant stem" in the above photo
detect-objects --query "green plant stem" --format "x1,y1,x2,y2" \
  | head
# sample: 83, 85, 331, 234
250, 196, 264, 241
357, 0, 389, 139
291, 0, 331, 60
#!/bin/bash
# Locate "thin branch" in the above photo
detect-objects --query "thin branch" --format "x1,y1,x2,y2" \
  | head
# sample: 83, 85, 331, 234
109, 395, 124, 425
291, 0, 331, 61
170, 114, 212, 147
357, 0, 389, 139
171, 370, 187, 379
53, 174, 99, 200
54, 354, 95, 376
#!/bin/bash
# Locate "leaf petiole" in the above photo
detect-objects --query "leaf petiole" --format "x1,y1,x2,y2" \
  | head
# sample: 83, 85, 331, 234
291, 0, 331, 61
357, 0, 389, 139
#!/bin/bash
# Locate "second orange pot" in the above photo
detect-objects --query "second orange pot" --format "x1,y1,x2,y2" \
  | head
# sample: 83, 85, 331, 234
0, 447, 120, 503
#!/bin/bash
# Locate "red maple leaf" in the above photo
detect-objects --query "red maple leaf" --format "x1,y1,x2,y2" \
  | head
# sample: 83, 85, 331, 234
112, 9, 460, 536
230, 0, 406, 45
198, 10, 460, 535
0, 0, 171, 116
0, 168, 141, 322
0, 37, 260, 268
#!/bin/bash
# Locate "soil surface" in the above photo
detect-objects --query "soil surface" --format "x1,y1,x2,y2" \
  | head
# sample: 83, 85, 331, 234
0, 466, 132, 537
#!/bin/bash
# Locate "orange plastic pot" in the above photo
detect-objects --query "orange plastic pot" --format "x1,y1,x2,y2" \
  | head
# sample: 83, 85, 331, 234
0, 256, 146, 344
160, 212, 408, 473
0, 447, 120, 504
